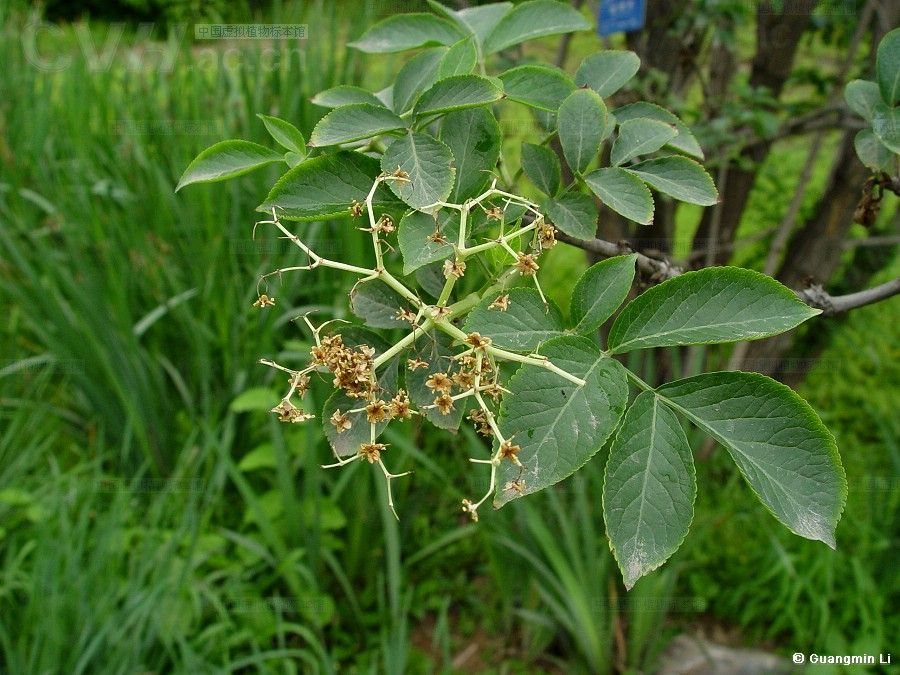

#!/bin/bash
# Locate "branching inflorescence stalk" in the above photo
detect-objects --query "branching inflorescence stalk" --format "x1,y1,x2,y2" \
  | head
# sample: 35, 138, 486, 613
254, 173, 586, 520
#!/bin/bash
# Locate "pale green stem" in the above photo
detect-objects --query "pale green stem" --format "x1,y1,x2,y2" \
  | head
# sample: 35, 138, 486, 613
373, 317, 434, 369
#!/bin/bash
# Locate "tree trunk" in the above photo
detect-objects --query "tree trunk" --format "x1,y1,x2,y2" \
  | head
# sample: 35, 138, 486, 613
740, 130, 871, 379
691, 4, 817, 264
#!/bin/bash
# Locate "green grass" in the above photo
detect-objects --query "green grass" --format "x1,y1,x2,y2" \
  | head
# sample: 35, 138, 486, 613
1, 2, 898, 672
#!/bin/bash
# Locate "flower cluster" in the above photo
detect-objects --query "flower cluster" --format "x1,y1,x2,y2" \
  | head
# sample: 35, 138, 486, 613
252, 177, 570, 521
311, 334, 376, 399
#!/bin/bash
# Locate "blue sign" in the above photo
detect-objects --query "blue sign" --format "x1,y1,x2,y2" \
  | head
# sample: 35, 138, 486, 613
598, 0, 646, 37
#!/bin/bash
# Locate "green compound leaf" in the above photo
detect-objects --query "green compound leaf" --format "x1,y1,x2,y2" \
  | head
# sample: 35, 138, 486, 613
349, 13, 466, 53
604, 391, 695, 590
607, 267, 820, 354
382, 131, 456, 211
844, 79, 882, 122
311, 85, 386, 109
611, 118, 677, 166
392, 48, 446, 115
854, 129, 895, 172
414, 74, 504, 117
658, 372, 846, 547
521, 142, 562, 196
626, 156, 718, 206
570, 254, 637, 334
876, 27, 900, 106
543, 192, 598, 239
872, 102, 900, 154
308, 104, 406, 147
483, 0, 591, 54
438, 36, 478, 78
350, 280, 416, 329
584, 167, 654, 225
498, 64, 576, 112
613, 102, 703, 160
176, 140, 283, 191
321, 328, 398, 458
440, 108, 501, 201
257, 114, 306, 155
464, 288, 564, 352
258, 152, 397, 221
575, 50, 641, 97
397, 210, 460, 275
494, 336, 629, 507
407, 331, 466, 431
557, 88, 609, 174
427, 1, 513, 48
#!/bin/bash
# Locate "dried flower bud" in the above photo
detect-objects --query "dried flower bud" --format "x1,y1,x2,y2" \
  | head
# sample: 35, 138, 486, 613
503, 479, 526, 494
375, 214, 395, 233
359, 442, 386, 464
407, 358, 429, 371
538, 222, 557, 249
427, 229, 448, 245
488, 294, 509, 311
390, 389, 413, 420
425, 372, 453, 393
515, 253, 539, 276
443, 258, 466, 279
349, 200, 364, 217
482, 382, 504, 401
434, 393, 454, 415
485, 206, 504, 221
395, 308, 417, 324
253, 294, 276, 308
330, 409, 352, 433
452, 370, 475, 390
271, 399, 314, 423
366, 399, 391, 423
290, 372, 310, 397
465, 332, 491, 350
461, 498, 479, 522
499, 439, 522, 465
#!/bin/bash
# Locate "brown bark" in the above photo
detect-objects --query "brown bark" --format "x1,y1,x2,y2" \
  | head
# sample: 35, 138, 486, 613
691, 4, 817, 264
740, 130, 871, 379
